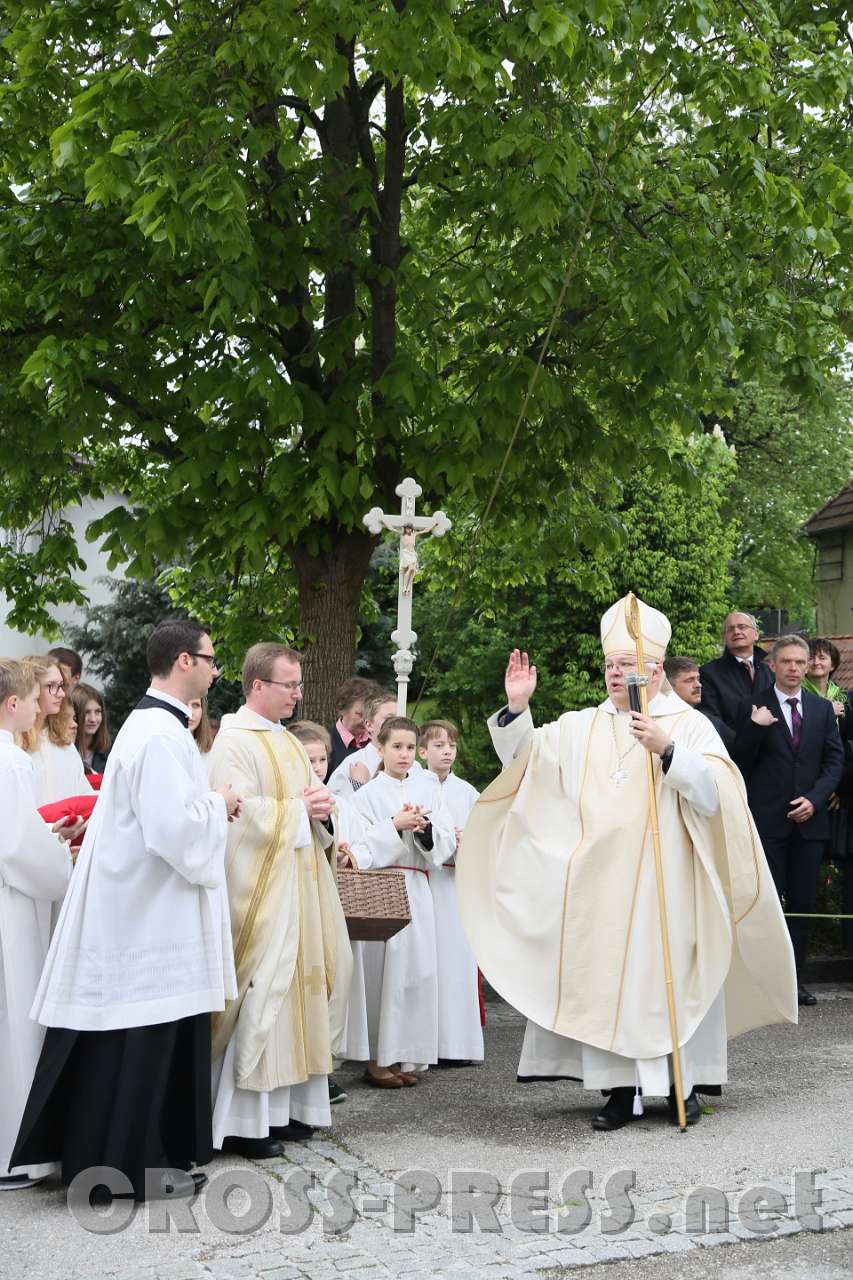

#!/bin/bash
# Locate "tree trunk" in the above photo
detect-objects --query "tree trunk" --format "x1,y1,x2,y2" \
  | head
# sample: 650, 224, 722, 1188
290, 529, 378, 726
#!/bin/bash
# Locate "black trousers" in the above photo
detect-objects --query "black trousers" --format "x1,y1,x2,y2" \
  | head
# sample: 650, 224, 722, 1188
761, 831, 824, 973
11, 1014, 212, 1200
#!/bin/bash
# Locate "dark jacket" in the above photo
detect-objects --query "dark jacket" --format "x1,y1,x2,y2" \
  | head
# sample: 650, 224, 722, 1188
699, 645, 774, 735
732, 686, 844, 842
328, 724, 357, 775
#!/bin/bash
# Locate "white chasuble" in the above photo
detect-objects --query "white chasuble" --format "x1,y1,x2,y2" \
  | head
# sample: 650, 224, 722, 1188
348, 772, 456, 1067
456, 692, 797, 1095
0, 733, 71, 1178
208, 708, 353, 1128
421, 771, 484, 1062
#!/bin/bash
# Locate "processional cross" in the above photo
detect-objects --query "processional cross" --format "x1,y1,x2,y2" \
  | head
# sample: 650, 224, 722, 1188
363, 477, 451, 715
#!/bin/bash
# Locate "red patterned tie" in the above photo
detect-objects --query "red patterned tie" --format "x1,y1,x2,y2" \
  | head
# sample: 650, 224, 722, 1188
745, 659, 754, 682
787, 698, 801, 751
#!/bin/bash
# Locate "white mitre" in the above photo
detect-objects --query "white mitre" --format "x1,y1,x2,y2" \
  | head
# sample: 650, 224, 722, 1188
600, 594, 671, 660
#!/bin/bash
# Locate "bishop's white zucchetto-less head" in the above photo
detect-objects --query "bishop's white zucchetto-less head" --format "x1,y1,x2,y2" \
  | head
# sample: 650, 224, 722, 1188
600, 594, 672, 661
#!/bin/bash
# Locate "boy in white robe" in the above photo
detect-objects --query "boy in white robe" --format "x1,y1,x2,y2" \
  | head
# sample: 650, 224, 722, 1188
12, 619, 241, 1201
0, 659, 74, 1190
327, 689, 422, 797
418, 720, 484, 1065
351, 717, 455, 1086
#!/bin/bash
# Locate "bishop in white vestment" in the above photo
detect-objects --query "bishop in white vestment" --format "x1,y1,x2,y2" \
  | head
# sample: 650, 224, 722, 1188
456, 596, 798, 1130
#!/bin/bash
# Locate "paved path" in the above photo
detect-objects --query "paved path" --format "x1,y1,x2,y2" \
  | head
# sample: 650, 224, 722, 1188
2, 987, 851, 1279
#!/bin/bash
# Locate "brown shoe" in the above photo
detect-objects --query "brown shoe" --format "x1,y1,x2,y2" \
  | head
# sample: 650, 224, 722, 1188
364, 1067, 404, 1089
389, 1068, 419, 1086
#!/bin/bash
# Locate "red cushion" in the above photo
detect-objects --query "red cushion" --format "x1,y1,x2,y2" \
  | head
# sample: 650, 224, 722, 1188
38, 795, 98, 825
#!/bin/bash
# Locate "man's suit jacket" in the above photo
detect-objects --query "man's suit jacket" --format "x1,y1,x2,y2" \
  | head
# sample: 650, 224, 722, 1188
328, 723, 357, 775
732, 686, 844, 842
699, 645, 774, 734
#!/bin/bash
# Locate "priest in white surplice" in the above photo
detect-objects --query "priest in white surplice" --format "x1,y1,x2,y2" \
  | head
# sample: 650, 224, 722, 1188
456, 595, 798, 1130
208, 643, 353, 1159
12, 619, 240, 1201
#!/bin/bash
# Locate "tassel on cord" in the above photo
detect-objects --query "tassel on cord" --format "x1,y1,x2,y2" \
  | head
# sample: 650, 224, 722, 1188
633, 1083, 644, 1117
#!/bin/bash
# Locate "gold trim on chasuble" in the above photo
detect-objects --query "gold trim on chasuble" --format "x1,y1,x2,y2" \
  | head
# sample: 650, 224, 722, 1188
232, 732, 289, 974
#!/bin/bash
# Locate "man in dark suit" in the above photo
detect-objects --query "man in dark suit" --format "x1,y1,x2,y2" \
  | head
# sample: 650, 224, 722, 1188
664, 655, 735, 751
732, 635, 844, 1005
699, 612, 773, 743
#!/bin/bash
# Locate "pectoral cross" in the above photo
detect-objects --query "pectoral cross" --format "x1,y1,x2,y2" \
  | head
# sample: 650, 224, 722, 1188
611, 769, 628, 785
363, 477, 452, 715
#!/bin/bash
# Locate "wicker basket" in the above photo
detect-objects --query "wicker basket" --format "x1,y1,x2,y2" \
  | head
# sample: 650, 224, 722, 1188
337, 868, 411, 942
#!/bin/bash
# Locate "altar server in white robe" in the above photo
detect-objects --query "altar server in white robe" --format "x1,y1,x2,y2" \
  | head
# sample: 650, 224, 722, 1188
0, 659, 75, 1190
12, 619, 240, 1201
20, 655, 94, 806
418, 720, 484, 1064
208, 648, 353, 1158
328, 689, 422, 798
290, 721, 373, 1074
456, 595, 798, 1131
351, 717, 456, 1087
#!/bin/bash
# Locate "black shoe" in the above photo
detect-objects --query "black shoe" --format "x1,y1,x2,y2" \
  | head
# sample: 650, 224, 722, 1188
668, 1088, 702, 1126
270, 1119, 315, 1142
221, 1136, 285, 1160
90, 1169, 208, 1205
798, 984, 817, 1006
328, 1079, 347, 1104
436, 1058, 472, 1068
591, 1087, 638, 1132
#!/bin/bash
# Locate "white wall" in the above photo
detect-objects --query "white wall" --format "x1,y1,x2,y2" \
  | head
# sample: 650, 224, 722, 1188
0, 493, 127, 659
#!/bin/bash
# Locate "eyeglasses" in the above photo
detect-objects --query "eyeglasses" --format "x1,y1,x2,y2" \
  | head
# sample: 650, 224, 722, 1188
262, 679, 304, 692
189, 652, 218, 668
44, 682, 66, 696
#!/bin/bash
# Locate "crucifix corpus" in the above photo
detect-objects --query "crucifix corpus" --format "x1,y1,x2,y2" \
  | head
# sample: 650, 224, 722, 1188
363, 477, 452, 715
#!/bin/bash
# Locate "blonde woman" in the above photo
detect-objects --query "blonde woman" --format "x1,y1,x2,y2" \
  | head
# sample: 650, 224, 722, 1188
20, 657, 94, 805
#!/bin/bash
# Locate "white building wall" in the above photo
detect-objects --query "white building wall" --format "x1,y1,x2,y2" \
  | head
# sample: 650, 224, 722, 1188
0, 493, 127, 658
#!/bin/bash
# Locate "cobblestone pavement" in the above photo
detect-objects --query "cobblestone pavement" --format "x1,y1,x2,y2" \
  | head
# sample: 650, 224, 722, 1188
2, 987, 851, 1279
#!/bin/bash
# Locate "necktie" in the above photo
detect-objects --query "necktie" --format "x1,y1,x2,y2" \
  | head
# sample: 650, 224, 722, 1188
787, 698, 801, 751
745, 659, 754, 682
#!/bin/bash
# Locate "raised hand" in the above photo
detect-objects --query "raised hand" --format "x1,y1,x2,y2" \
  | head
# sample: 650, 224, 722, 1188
751, 705, 778, 726
505, 649, 538, 713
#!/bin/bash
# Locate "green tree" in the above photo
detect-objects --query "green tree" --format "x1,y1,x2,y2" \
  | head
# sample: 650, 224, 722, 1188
717, 373, 853, 625
1, 2, 851, 721
408, 434, 736, 788
67, 576, 241, 727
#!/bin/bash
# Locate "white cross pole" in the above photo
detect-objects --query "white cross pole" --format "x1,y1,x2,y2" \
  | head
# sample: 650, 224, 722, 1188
364, 477, 452, 715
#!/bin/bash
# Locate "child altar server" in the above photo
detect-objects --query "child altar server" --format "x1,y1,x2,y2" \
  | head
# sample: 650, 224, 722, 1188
0, 659, 74, 1190
350, 717, 455, 1087
418, 720, 484, 1065
327, 689, 421, 797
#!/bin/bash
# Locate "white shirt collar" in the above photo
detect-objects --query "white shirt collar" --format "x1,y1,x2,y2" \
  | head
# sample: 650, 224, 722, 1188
774, 685, 802, 705
144, 687, 192, 720
734, 653, 755, 665
0, 729, 13, 743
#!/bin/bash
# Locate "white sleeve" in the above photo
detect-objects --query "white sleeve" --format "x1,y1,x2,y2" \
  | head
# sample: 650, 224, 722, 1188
487, 707, 535, 767
130, 736, 228, 887
0, 769, 71, 901
660, 744, 719, 817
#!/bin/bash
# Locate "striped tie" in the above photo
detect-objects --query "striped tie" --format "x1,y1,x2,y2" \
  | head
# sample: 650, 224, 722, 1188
787, 698, 801, 751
